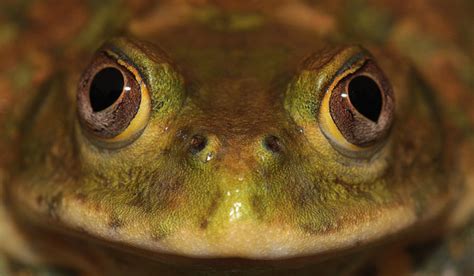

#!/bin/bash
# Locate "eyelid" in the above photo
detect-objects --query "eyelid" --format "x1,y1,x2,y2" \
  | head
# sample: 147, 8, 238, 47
322, 56, 367, 112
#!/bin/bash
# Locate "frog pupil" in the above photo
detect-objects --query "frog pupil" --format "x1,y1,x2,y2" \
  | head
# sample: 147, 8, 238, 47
348, 76, 382, 122
89, 67, 124, 112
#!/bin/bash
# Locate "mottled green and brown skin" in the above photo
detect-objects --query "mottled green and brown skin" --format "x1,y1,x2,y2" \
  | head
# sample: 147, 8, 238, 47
0, 1, 473, 275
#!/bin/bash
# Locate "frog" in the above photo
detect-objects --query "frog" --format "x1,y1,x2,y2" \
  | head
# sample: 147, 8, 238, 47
0, 0, 473, 275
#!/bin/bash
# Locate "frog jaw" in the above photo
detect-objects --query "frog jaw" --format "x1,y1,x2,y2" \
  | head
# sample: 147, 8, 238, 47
11, 180, 446, 260
11, 172, 451, 260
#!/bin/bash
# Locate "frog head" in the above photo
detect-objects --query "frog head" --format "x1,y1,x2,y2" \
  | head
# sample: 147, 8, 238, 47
9, 23, 455, 262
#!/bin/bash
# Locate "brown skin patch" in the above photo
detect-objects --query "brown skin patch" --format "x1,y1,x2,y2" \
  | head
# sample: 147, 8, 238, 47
334, 178, 375, 200
47, 192, 63, 221
35, 195, 44, 206
85, 165, 187, 215
108, 216, 124, 231
150, 230, 167, 242
250, 195, 266, 221
74, 192, 87, 204
128, 190, 149, 211
301, 222, 340, 236
199, 191, 222, 230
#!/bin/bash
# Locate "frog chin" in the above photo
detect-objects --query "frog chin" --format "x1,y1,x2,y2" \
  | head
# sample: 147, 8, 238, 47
10, 181, 453, 261
162, 208, 417, 259
58, 198, 420, 259
11, 176, 453, 261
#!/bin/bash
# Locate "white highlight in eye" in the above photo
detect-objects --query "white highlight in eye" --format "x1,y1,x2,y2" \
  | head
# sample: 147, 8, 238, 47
205, 153, 213, 162
124, 86, 131, 92
229, 202, 242, 221
341, 93, 348, 98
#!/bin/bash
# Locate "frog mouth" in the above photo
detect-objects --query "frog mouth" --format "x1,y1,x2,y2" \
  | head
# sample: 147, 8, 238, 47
8, 162, 451, 261
14, 190, 420, 259
9, 173, 453, 261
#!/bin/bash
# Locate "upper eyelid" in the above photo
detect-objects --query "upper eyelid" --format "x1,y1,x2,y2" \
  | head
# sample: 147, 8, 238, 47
334, 51, 368, 77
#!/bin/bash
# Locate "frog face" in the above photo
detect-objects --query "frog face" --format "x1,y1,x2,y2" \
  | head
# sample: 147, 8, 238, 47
10, 19, 454, 261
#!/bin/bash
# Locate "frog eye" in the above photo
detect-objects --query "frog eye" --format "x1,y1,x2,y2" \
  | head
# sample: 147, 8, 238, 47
319, 59, 395, 153
77, 52, 151, 147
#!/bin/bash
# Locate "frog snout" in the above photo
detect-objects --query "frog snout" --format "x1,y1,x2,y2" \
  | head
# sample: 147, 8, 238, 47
186, 132, 284, 164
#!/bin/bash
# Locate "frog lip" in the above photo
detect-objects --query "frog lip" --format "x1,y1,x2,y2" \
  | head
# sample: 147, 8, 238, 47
144, 206, 417, 259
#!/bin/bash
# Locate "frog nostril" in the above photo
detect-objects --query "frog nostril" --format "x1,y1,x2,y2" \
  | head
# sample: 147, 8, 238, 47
263, 135, 282, 153
189, 135, 208, 154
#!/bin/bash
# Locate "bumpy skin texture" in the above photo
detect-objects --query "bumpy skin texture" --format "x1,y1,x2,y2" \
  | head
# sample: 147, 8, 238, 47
0, 0, 473, 275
